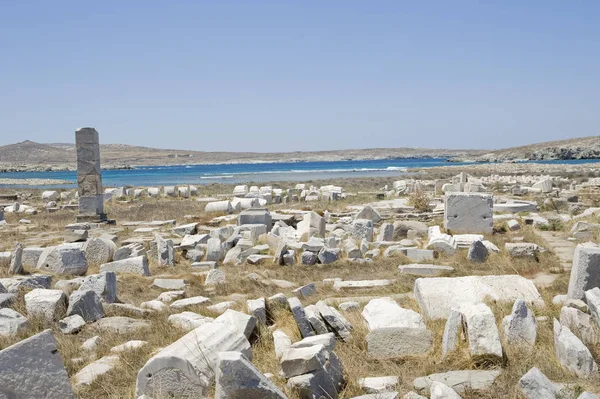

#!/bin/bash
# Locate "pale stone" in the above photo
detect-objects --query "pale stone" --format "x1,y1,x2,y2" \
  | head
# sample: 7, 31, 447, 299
356, 205, 382, 223
100, 255, 150, 276
0, 308, 30, 337
362, 297, 432, 358
59, 314, 86, 334
247, 298, 267, 324
273, 329, 292, 359
281, 344, 328, 378
215, 309, 257, 339
110, 340, 147, 353
205, 269, 226, 285
502, 299, 537, 350
36, 244, 88, 275
359, 376, 399, 393
519, 367, 562, 399
168, 311, 213, 331
553, 318, 598, 377
82, 237, 116, 266
135, 322, 251, 398
414, 275, 544, 320
430, 381, 462, 399
80, 271, 117, 303
399, 264, 454, 277
444, 193, 493, 234
24, 288, 67, 322
568, 243, 600, 300
442, 308, 462, 359
170, 296, 211, 309
460, 303, 502, 362
316, 300, 352, 341
74, 355, 120, 387
152, 278, 186, 290
559, 306, 598, 347
95, 316, 151, 334
414, 370, 501, 395
297, 211, 326, 241
351, 219, 374, 242
304, 304, 329, 334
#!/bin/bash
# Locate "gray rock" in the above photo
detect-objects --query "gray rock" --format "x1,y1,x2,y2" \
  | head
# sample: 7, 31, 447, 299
215, 351, 287, 399
287, 367, 337, 399
553, 318, 598, 377
315, 300, 352, 342
67, 290, 104, 322
0, 329, 74, 398
206, 237, 225, 262
518, 367, 562, 399
399, 264, 454, 277
82, 237, 116, 266
318, 247, 340, 264
304, 304, 329, 334
281, 344, 328, 378
586, 287, 600, 328
560, 306, 599, 347
8, 243, 23, 274
0, 308, 30, 337
568, 243, 600, 300
80, 272, 117, 303
460, 304, 502, 362
247, 298, 267, 324
377, 223, 394, 242
155, 234, 174, 266
36, 244, 88, 275
467, 240, 488, 263
502, 299, 537, 351
288, 297, 315, 338
442, 308, 462, 359
351, 219, 374, 242
205, 269, 226, 286
301, 251, 318, 265
96, 316, 151, 334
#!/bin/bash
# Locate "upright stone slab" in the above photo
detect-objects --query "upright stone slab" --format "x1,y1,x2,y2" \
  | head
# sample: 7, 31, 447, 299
568, 243, 600, 300
0, 329, 75, 398
76, 127, 106, 221
444, 193, 493, 234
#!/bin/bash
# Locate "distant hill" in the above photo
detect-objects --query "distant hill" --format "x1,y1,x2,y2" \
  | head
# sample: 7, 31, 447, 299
472, 136, 600, 161
0, 141, 485, 171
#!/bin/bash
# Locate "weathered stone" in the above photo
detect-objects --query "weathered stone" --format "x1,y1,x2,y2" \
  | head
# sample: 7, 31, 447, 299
414, 370, 501, 395
318, 247, 340, 264
206, 237, 225, 262
505, 243, 542, 258
414, 275, 544, 320
82, 237, 116, 265
315, 300, 352, 341
110, 340, 147, 353
559, 306, 598, 347
460, 303, 502, 362
585, 287, 600, 328
59, 314, 86, 334
169, 311, 214, 331
152, 278, 186, 290
67, 290, 104, 322
304, 304, 329, 334
0, 329, 74, 398
135, 322, 251, 398
568, 243, 600, 300
22, 247, 44, 268
444, 193, 493, 234
76, 127, 105, 219
351, 219, 374, 242
95, 316, 151, 334
288, 297, 315, 338
287, 368, 337, 399
427, 226, 457, 255
399, 264, 454, 277
8, 243, 23, 274
205, 268, 226, 285
362, 297, 432, 358
356, 205, 382, 223
36, 244, 88, 276
0, 308, 29, 337
247, 298, 267, 324
502, 299, 537, 350
293, 283, 317, 299
80, 271, 117, 303
359, 376, 399, 394
155, 235, 175, 267
297, 211, 326, 241
429, 381, 462, 399
273, 329, 292, 359
442, 308, 462, 359
518, 367, 562, 399
24, 288, 67, 322
74, 355, 120, 387
100, 255, 150, 276
553, 318, 598, 377
467, 240, 488, 263
281, 344, 328, 378
215, 351, 287, 399
215, 309, 257, 339
377, 223, 394, 242
170, 295, 211, 309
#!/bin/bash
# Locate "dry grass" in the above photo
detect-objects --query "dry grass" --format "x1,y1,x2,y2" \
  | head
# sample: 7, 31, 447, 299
0, 181, 599, 398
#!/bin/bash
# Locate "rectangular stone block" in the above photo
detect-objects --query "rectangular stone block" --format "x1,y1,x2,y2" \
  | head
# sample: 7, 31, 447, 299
444, 193, 493, 234
568, 243, 600, 300
78, 195, 104, 217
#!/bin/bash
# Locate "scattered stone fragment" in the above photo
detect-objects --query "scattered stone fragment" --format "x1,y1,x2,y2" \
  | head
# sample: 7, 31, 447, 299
215, 309, 257, 339
59, 314, 86, 334
430, 381, 463, 399
505, 243, 542, 258
80, 271, 117, 303
413, 370, 501, 395
169, 311, 214, 331
460, 303, 502, 362
24, 288, 68, 322
170, 295, 211, 309
553, 318, 598, 377
518, 367, 562, 399
82, 335, 100, 352
110, 340, 147, 353
155, 234, 175, 266
339, 301, 360, 311
359, 376, 399, 393
36, 244, 88, 275
315, 300, 352, 341
560, 306, 599, 347
67, 290, 104, 322
215, 351, 287, 399
100, 255, 150, 276
152, 278, 186, 290
95, 316, 151, 334
205, 269, 226, 286
568, 242, 600, 300
8, 243, 23, 274
502, 299, 537, 351
293, 283, 317, 299
281, 343, 329, 378
467, 240, 488, 262
288, 297, 316, 338
247, 298, 267, 324
362, 297, 432, 358
399, 264, 454, 277
304, 304, 329, 334
82, 237, 116, 266
0, 308, 30, 337
442, 308, 462, 359
74, 355, 120, 387
0, 329, 74, 398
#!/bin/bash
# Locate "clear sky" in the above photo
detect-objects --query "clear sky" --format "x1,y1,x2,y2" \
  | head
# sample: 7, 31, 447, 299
1, 1, 598, 152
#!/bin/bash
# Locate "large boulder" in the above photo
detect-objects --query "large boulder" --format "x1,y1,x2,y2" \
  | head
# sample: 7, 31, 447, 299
36, 244, 88, 276
0, 330, 74, 398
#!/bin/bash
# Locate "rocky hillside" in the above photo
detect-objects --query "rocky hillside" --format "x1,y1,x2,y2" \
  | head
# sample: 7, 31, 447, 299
473, 136, 600, 161
0, 141, 486, 171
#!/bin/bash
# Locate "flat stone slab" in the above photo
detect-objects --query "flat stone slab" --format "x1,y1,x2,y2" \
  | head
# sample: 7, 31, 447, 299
333, 280, 395, 291
399, 264, 454, 277
414, 275, 544, 320
152, 279, 187, 290
170, 296, 211, 309
414, 370, 502, 395
74, 355, 120, 387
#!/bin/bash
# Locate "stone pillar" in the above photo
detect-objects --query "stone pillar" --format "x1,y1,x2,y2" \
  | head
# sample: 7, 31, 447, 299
76, 127, 106, 221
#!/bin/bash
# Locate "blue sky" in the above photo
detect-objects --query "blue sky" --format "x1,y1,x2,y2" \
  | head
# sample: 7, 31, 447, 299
1, 1, 598, 151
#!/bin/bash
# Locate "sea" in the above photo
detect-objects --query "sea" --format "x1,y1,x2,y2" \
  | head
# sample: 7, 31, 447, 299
1, 158, 599, 188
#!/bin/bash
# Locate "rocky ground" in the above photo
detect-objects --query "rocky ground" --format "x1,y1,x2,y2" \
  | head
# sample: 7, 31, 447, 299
1, 171, 600, 398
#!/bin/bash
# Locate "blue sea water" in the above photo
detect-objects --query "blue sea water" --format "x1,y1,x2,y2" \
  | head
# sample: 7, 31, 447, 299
1, 158, 599, 188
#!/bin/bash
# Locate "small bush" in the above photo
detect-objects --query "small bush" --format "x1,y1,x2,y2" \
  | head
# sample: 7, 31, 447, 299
408, 187, 431, 212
